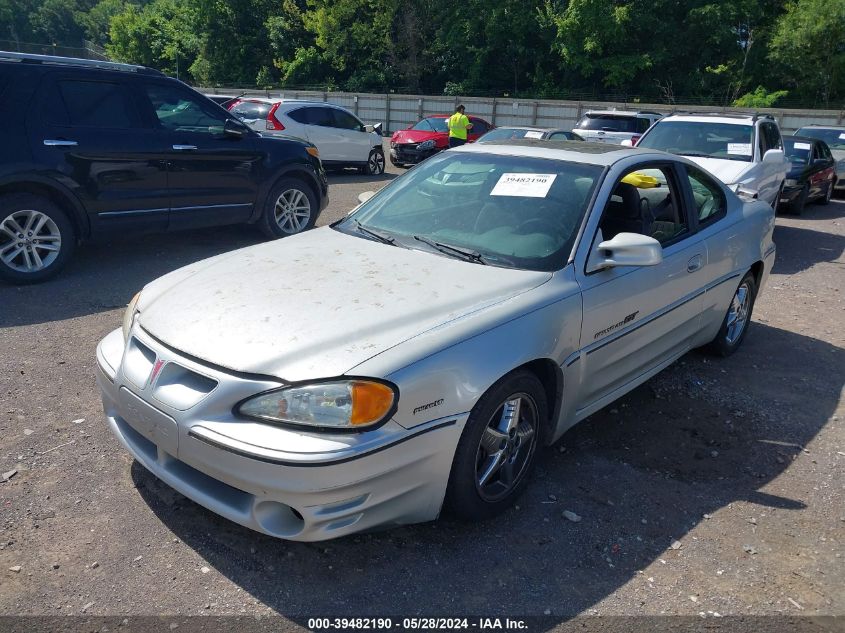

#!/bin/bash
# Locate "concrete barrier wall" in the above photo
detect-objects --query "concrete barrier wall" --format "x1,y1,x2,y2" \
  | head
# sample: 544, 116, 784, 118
202, 87, 845, 134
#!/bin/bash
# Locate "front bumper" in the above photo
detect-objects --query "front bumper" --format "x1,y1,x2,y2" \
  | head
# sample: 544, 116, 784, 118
96, 327, 465, 541
780, 185, 803, 205
390, 143, 440, 164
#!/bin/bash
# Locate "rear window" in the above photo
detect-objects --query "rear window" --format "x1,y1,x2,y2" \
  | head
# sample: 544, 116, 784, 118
576, 114, 638, 133
230, 101, 272, 119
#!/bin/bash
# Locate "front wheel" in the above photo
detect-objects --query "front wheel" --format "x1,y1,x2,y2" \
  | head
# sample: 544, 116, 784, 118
0, 193, 75, 284
258, 178, 317, 239
819, 180, 834, 205
445, 370, 547, 520
362, 149, 385, 175
706, 271, 758, 357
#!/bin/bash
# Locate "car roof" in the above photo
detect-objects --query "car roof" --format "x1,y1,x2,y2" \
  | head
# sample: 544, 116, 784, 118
491, 126, 549, 132
656, 114, 759, 126
583, 110, 660, 117
796, 125, 845, 131
453, 138, 666, 166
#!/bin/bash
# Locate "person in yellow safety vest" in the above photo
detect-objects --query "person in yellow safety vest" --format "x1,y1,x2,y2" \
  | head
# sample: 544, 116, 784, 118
447, 105, 473, 148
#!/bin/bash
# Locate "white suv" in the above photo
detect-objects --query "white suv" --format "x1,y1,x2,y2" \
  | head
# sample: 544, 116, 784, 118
229, 98, 385, 174
572, 110, 663, 145
636, 113, 788, 208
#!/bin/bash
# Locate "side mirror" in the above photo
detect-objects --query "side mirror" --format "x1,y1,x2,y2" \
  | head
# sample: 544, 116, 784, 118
586, 232, 663, 273
357, 191, 376, 204
620, 139, 633, 147
223, 118, 247, 139
762, 149, 785, 164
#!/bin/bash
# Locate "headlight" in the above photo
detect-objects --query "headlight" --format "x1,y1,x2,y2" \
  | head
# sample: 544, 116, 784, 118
122, 292, 141, 342
237, 379, 398, 430
390, 141, 396, 149
417, 139, 436, 150
784, 179, 798, 187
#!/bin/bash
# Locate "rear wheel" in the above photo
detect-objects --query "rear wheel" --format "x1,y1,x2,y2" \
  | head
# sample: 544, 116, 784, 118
445, 370, 546, 520
706, 271, 758, 357
0, 193, 75, 284
258, 177, 317, 238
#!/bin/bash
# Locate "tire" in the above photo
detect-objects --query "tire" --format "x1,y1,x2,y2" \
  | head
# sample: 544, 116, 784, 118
791, 184, 808, 216
819, 180, 833, 205
706, 271, 758, 357
362, 149, 385, 175
445, 370, 547, 521
0, 193, 75, 284
258, 177, 318, 239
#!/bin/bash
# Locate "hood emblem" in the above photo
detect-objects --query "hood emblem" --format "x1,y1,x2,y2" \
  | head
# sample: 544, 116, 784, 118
149, 358, 166, 385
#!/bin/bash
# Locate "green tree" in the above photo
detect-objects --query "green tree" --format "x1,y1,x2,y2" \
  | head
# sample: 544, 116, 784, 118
733, 85, 789, 107
769, 0, 845, 105
29, 0, 88, 46
107, 0, 198, 79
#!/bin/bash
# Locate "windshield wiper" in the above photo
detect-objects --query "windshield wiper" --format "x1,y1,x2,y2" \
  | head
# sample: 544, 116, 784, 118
413, 235, 487, 265
353, 220, 396, 245
678, 152, 713, 158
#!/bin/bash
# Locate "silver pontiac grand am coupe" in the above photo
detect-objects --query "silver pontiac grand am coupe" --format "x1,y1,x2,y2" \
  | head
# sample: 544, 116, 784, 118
96, 140, 776, 541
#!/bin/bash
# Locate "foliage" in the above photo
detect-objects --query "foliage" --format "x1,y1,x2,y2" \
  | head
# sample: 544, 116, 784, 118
5, 0, 845, 107
733, 85, 789, 107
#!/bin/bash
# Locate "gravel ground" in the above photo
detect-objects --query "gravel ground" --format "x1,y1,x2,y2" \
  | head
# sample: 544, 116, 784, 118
0, 145, 843, 627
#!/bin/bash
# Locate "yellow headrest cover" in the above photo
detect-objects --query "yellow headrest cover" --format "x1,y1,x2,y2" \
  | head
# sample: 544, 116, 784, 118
621, 173, 660, 188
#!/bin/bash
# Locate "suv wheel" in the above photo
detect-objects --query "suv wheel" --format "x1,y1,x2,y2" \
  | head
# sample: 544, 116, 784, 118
258, 178, 317, 238
362, 149, 385, 175
0, 193, 75, 284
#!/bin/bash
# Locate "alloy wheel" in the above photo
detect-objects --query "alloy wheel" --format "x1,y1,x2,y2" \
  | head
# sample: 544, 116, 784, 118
475, 393, 539, 502
725, 281, 751, 345
369, 151, 385, 175
0, 209, 62, 273
273, 188, 312, 234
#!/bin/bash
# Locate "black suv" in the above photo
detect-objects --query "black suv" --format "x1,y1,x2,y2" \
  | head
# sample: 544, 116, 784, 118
0, 52, 328, 283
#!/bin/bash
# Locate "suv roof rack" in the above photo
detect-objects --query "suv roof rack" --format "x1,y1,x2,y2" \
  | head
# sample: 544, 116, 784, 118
669, 110, 776, 122
0, 51, 163, 76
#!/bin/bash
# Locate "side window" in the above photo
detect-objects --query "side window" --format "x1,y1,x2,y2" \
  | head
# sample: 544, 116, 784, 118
309, 106, 335, 127
49, 79, 138, 128
765, 123, 782, 150
598, 165, 689, 246
757, 124, 771, 157
548, 131, 570, 140
471, 119, 488, 134
684, 166, 727, 227
331, 108, 363, 131
288, 107, 309, 124
144, 83, 226, 134
636, 117, 651, 134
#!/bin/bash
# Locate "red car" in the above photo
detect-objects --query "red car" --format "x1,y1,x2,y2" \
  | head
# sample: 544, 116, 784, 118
389, 114, 493, 167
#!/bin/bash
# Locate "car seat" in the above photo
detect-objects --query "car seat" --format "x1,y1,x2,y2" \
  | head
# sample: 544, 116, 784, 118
600, 182, 654, 239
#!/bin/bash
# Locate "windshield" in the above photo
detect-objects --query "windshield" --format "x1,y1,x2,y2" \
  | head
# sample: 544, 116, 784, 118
783, 138, 812, 165
478, 128, 545, 142
576, 114, 637, 133
335, 152, 602, 272
795, 127, 845, 151
637, 121, 755, 162
411, 117, 449, 133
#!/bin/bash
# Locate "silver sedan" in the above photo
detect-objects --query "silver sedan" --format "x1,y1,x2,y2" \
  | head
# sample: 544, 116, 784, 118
96, 140, 776, 541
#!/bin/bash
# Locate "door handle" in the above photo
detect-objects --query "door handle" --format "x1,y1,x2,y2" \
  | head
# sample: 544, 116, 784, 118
43, 139, 78, 146
172, 144, 197, 151
687, 255, 703, 273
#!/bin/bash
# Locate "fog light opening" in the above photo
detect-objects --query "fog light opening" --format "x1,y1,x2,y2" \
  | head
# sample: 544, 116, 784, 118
253, 500, 305, 537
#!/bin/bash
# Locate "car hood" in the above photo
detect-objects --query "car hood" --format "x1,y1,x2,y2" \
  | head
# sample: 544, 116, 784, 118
136, 227, 551, 382
392, 129, 444, 145
683, 157, 751, 185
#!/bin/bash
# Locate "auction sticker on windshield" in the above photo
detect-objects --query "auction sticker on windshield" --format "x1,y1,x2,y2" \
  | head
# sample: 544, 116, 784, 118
491, 173, 557, 197
727, 143, 752, 155
524, 131, 544, 139
794, 142, 812, 150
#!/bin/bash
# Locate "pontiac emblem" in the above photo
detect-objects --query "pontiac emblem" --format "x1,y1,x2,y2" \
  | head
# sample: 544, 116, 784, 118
149, 358, 166, 385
